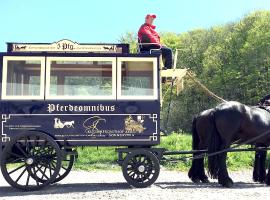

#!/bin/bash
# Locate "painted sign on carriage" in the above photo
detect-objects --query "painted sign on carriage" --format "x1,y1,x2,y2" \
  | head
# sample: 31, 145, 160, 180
1, 113, 158, 143
8, 39, 126, 53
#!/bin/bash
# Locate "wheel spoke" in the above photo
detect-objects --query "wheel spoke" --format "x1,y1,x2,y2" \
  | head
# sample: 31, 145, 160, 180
50, 162, 56, 170
131, 158, 137, 164
41, 166, 48, 180
131, 173, 136, 179
128, 171, 135, 176
138, 155, 142, 163
9, 157, 24, 164
32, 166, 40, 186
127, 165, 133, 170
8, 164, 26, 175
36, 165, 49, 180
48, 163, 52, 177
142, 157, 148, 164
15, 143, 28, 157
8, 152, 22, 158
15, 167, 27, 183
26, 173, 30, 186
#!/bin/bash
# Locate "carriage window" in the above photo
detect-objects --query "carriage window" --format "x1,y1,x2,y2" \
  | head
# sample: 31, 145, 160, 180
1, 57, 45, 99
117, 58, 158, 100
46, 57, 116, 99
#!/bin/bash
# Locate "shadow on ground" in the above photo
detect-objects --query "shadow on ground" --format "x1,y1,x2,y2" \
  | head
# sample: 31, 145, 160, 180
0, 181, 267, 197
155, 181, 267, 189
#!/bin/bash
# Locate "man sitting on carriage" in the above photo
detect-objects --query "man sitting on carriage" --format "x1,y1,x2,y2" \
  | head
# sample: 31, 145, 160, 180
138, 14, 173, 70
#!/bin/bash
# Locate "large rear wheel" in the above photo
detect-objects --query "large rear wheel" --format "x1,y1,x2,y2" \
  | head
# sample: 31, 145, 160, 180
0, 132, 62, 191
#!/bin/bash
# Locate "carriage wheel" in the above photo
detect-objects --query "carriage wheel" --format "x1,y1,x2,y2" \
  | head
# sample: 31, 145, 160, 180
0, 132, 62, 191
122, 150, 160, 188
53, 154, 75, 183
30, 154, 75, 184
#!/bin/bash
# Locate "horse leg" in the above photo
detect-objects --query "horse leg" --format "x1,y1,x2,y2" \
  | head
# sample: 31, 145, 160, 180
253, 149, 261, 182
188, 146, 203, 183
188, 158, 201, 183
217, 144, 234, 188
253, 145, 267, 183
188, 148, 209, 183
198, 156, 209, 183
189, 155, 209, 183
258, 149, 267, 183
197, 142, 209, 183
189, 112, 211, 184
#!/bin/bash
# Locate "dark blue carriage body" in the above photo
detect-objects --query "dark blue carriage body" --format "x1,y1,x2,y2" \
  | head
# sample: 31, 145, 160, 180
0, 100, 160, 147
0, 42, 161, 149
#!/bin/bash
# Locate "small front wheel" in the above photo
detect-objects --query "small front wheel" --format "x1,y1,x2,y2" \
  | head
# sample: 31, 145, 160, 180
122, 149, 160, 188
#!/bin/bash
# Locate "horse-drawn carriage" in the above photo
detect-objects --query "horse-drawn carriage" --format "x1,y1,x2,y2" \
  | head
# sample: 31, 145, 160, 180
0, 39, 269, 191
0, 39, 187, 190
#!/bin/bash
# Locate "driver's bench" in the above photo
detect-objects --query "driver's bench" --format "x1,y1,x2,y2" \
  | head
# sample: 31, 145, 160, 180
137, 40, 187, 105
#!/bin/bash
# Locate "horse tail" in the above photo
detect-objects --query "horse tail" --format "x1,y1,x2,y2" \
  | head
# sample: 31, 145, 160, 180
207, 112, 222, 179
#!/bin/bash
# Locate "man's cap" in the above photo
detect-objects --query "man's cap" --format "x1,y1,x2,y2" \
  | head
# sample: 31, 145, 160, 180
146, 14, 156, 19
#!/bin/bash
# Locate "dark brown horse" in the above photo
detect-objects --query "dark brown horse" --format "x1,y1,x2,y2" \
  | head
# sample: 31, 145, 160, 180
188, 108, 267, 183
208, 101, 270, 187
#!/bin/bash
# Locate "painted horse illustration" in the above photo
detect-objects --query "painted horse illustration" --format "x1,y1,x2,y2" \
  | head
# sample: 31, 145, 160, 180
54, 118, 75, 128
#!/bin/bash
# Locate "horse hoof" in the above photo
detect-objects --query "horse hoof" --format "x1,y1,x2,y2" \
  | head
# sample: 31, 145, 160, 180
219, 178, 234, 188
223, 181, 234, 188
259, 178, 266, 183
265, 177, 270, 185
201, 178, 210, 183
254, 176, 265, 183
253, 175, 259, 182
191, 178, 201, 183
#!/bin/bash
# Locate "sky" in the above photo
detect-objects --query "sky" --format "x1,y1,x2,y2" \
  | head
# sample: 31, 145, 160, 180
0, 0, 270, 51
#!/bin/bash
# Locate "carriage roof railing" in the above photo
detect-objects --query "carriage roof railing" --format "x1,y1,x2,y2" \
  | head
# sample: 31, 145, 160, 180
6, 39, 130, 54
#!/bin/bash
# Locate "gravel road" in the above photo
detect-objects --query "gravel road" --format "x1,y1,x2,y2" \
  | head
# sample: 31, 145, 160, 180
0, 169, 269, 200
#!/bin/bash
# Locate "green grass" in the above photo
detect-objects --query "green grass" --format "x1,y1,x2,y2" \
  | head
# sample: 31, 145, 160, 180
73, 132, 269, 171
74, 146, 120, 171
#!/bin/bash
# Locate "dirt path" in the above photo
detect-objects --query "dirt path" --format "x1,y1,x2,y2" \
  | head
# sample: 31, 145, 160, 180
0, 170, 269, 200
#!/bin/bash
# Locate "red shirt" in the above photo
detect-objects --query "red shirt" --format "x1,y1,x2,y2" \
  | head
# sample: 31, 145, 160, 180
138, 23, 161, 45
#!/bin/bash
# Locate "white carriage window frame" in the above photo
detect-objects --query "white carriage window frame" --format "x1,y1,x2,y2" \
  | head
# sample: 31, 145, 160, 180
45, 57, 117, 100
117, 57, 158, 100
1, 56, 45, 100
